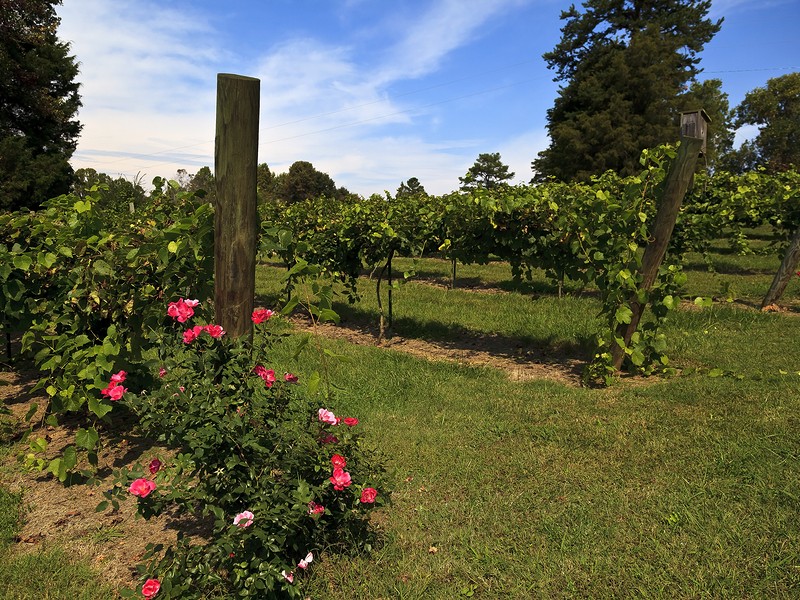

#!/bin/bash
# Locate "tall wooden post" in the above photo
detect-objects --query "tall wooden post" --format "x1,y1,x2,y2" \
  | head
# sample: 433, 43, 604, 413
215, 74, 260, 338
762, 224, 800, 309
610, 136, 704, 370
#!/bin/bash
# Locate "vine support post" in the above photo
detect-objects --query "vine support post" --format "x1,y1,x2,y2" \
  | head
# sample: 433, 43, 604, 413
610, 136, 704, 371
451, 256, 457, 289
214, 73, 260, 339
762, 223, 800, 309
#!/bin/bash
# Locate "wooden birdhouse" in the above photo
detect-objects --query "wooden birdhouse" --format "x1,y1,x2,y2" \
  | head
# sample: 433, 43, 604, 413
680, 109, 711, 156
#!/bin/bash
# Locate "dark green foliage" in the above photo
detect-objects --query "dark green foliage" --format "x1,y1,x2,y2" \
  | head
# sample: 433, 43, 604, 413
533, 0, 721, 181
678, 78, 734, 170
727, 72, 800, 173
396, 177, 426, 198
0, 0, 82, 211
459, 152, 514, 191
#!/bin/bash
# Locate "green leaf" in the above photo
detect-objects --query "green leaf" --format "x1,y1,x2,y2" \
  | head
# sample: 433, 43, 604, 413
307, 371, 321, 396
88, 397, 114, 418
62, 445, 78, 471
12, 254, 32, 271
708, 368, 724, 378
615, 305, 633, 324
76, 427, 100, 451
662, 295, 676, 310
95, 501, 109, 512
317, 308, 340, 323
630, 348, 645, 366
24, 403, 39, 422
93, 260, 113, 276
167, 240, 179, 253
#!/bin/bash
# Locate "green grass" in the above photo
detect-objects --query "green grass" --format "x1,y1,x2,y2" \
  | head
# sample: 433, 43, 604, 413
251, 241, 800, 598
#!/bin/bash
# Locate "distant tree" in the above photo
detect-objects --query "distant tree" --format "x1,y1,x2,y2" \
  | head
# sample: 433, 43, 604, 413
678, 78, 733, 171
188, 166, 214, 195
726, 72, 800, 173
396, 177, 427, 198
0, 0, 82, 211
275, 160, 346, 204
532, 0, 722, 182
459, 153, 514, 191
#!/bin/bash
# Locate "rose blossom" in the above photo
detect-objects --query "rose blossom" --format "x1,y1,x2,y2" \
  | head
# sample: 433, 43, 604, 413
233, 510, 254, 528
318, 408, 337, 425
148, 458, 162, 475
252, 365, 276, 388
251, 308, 275, 324
101, 383, 127, 401
360, 487, 378, 504
298, 552, 313, 569
343, 417, 359, 427
281, 570, 294, 583
158, 367, 167, 378
141, 578, 161, 598
182, 325, 203, 344
129, 478, 156, 498
329, 467, 352, 491
284, 372, 298, 383
109, 370, 127, 384
167, 298, 199, 323
203, 324, 225, 338
319, 434, 339, 445
307, 501, 325, 515
331, 454, 347, 469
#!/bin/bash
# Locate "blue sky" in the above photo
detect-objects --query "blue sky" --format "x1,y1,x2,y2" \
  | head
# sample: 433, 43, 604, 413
57, 0, 800, 196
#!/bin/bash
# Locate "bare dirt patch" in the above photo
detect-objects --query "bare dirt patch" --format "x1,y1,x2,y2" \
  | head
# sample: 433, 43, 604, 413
288, 315, 586, 387
0, 370, 208, 593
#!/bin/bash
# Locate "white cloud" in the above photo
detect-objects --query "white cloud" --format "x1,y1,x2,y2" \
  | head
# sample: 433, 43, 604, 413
57, 0, 536, 193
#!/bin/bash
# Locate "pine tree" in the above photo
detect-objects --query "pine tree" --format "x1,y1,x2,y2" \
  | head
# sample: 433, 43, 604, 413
0, 0, 82, 211
532, 0, 721, 182
459, 152, 514, 191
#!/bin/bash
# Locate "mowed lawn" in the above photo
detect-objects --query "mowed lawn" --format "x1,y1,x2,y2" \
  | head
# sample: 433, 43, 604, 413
251, 241, 800, 599
2, 235, 799, 599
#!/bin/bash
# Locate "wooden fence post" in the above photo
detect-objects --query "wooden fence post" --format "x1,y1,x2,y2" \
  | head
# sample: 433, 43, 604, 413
610, 136, 704, 370
214, 73, 260, 338
762, 223, 800, 309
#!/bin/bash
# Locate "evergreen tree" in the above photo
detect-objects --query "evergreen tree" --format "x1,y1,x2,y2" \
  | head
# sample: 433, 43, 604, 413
459, 152, 514, 191
0, 0, 82, 211
532, 0, 721, 182
396, 177, 427, 198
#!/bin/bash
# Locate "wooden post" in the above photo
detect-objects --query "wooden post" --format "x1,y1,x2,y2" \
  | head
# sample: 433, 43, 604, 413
214, 74, 260, 338
762, 223, 800, 309
610, 136, 704, 370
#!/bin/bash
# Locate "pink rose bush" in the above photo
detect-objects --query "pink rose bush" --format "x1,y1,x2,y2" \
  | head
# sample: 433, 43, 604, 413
103, 297, 386, 597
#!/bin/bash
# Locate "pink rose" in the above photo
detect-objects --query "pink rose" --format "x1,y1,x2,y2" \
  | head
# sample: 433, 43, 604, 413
360, 487, 378, 504
298, 552, 313, 569
167, 298, 199, 323
182, 325, 203, 344
158, 367, 167, 378
251, 308, 275, 324
329, 467, 352, 491
233, 510, 254, 528
101, 383, 126, 401
284, 372, 298, 383
252, 365, 276, 388
129, 478, 156, 498
148, 458, 162, 475
318, 408, 337, 425
203, 324, 225, 338
109, 370, 127, 384
331, 454, 347, 469
319, 434, 339, 445
281, 570, 294, 583
307, 501, 325, 515
141, 578, 161, 598
343, 417, 359, 427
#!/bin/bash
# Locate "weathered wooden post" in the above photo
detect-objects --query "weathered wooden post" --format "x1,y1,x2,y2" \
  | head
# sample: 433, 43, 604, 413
762, 224, 800, 309
214, 74, 260, 338
610, 119, 707, 370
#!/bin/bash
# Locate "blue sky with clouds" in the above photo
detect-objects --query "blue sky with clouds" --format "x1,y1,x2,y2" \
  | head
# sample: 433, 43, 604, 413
56, 0, 800, 195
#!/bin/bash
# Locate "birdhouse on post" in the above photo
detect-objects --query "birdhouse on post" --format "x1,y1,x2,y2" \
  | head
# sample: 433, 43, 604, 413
680, 109, 711, 156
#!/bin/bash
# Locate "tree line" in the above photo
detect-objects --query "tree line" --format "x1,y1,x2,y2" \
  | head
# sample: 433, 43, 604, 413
1, 0, 799, 213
